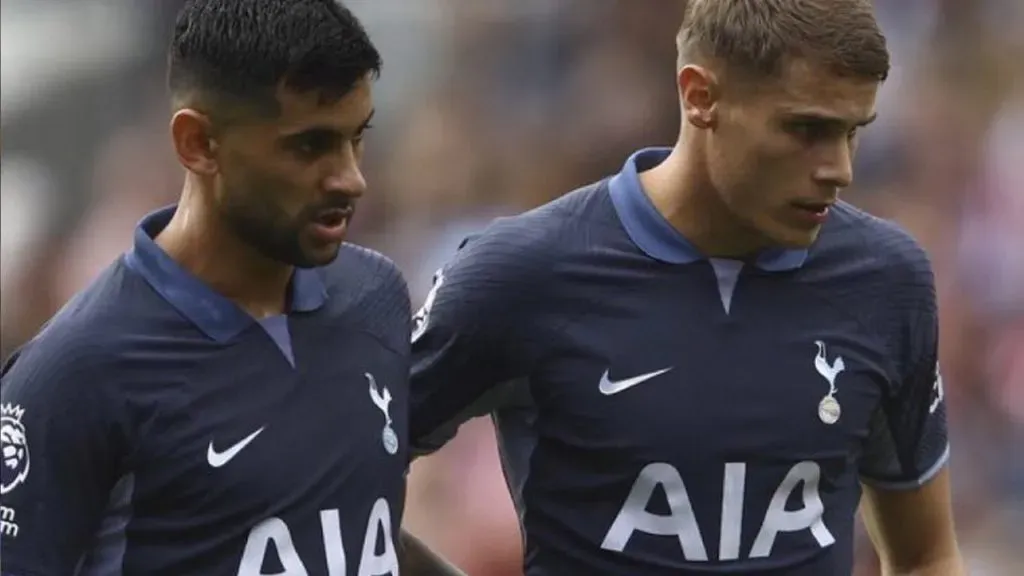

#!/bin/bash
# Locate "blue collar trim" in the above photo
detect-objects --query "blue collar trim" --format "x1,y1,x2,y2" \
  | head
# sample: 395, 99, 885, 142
126, 206, 327, 341
608, 147, 808, 271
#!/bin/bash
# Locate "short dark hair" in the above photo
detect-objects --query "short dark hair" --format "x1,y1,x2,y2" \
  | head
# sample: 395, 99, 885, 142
168, 0, 382, 119
677, 0, 889, 82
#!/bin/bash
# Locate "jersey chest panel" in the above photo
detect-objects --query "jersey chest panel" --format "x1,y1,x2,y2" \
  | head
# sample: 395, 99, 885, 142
127, 326, 408, 542
535, 268, 890, 473
503, 265, 889, 572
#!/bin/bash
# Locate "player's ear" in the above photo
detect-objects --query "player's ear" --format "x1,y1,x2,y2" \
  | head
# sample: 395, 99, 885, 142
169, 108, 219, 176
678, 64, 719, 130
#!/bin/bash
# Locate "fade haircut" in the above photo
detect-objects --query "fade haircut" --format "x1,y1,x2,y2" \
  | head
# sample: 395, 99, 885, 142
677, 0, 889, 82
167, 0, 382, 122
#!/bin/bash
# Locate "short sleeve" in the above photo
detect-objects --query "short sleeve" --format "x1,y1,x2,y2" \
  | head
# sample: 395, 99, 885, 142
859, 253, 950, 489
409, 229, 550, 456
0, 336, 128, 575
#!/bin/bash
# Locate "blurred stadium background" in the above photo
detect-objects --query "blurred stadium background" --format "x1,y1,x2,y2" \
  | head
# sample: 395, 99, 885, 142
1, 1, 1021, 574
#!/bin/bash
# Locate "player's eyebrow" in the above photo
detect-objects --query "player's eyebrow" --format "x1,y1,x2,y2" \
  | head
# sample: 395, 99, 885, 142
279, 108, 376, 140
784, 110, 878, 128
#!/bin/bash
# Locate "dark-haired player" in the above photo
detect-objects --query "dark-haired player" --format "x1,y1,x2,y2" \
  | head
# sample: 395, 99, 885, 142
409, 0, 964, 574
0, 1, 458, 574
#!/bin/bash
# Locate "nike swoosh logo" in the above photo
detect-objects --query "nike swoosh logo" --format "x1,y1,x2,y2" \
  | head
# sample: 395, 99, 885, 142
207, 427, 265, 468
599, 368, 673, 395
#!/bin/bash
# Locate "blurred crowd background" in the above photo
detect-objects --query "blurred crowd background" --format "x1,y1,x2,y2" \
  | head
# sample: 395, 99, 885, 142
2, 0, 1022, 574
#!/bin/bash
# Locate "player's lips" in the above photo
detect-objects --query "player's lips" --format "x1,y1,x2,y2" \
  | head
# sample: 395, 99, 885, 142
308, 205, 354, 243
788, 200, 833, 226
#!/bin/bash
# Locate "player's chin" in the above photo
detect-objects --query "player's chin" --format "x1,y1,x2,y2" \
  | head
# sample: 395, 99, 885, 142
762, 220, 823, 249
294, 241, 344, 268
294, 230, 346, 268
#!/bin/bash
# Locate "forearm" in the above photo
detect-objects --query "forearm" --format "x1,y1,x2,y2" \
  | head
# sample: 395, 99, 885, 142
880, 555, 965, 576
861, 468, 964, 576
399, 529, 467, 576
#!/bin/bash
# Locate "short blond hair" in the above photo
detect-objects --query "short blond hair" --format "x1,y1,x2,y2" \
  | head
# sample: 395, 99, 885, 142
677, 0, 889, 81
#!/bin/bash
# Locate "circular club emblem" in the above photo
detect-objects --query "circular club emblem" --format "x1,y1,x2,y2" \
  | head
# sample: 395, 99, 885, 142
818, 395, 841, 425
381, 427, 399, 455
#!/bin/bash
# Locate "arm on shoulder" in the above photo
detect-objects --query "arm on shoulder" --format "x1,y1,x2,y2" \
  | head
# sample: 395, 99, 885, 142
409, 227, 549, 458
861, 467, 964, 575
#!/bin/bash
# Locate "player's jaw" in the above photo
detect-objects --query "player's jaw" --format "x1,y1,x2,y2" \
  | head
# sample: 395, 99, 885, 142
760, 195, 836, 248
217, 181, 353, 269
734, 186, 836, 249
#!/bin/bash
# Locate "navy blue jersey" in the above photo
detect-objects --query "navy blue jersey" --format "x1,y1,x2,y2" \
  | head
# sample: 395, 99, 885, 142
0, 207, 410, 575
410, 148, 949, 575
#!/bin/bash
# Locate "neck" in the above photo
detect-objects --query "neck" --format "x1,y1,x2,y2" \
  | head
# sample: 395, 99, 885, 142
638, 140, 767, 260
156, 178, 292, 318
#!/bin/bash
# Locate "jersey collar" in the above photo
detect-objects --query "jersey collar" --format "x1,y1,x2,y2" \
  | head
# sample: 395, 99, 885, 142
608, 147, 808, 271
126, 205, 328, 341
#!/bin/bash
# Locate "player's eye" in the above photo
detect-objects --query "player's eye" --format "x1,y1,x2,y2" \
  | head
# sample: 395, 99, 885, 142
300, 139, 331, 158
285, 131, 338, 161
353, 124, 373, 145
787, 121, 830, 143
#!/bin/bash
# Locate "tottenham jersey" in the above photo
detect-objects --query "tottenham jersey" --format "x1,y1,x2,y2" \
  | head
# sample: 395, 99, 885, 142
409, 148, 949, 575
1, 206, 410, 575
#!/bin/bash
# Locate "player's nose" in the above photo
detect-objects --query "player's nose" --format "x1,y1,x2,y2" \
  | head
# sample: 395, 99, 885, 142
813, 141, 855, 189
323, 152, 367, 198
